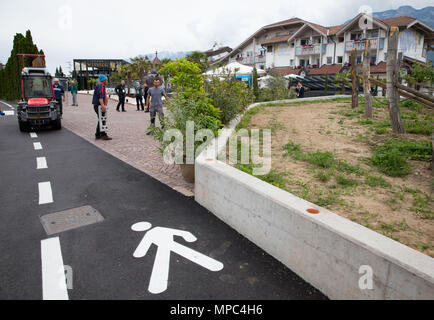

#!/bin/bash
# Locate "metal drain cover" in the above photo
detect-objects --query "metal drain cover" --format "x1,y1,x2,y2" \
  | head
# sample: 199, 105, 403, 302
40, 205, 104, 235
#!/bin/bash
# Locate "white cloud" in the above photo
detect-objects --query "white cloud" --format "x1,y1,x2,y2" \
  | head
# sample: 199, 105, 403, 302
0, 0, 430, 75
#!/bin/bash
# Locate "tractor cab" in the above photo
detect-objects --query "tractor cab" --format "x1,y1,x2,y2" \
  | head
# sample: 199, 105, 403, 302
21, 67, 54, 102
16, 54, 62, 131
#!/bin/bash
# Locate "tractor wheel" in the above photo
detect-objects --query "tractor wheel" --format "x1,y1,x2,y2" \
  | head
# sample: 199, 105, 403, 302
18, 120, 29, 132
52, 118, 62, 130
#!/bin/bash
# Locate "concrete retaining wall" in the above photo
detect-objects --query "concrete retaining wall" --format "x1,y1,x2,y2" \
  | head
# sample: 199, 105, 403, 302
195, 96, 434, 300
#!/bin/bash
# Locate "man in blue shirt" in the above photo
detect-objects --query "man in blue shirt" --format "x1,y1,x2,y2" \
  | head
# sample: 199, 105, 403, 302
92, 74, 112, 140
53, 78, 65, 115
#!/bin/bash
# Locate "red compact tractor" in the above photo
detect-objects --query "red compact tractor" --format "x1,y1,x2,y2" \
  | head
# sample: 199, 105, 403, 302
16, 54, 62, 132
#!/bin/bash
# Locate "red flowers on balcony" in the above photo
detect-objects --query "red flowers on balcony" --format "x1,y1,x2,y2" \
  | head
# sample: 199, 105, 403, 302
235, 57, 243, 61
301, 44, 313, 48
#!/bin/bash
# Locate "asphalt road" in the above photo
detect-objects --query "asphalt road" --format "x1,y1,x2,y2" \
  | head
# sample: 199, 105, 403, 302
0, 100, 327, 300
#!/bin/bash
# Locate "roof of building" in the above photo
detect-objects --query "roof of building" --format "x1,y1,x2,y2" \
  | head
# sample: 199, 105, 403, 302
379, 16, 416, 28
205, 46, 232, 57
261, 35, 292, 45
307, 64, 344, 75
263, 17, 304, 28
370, 62, 387, 74
271, 67, 303, 76
152, 56, 161, 65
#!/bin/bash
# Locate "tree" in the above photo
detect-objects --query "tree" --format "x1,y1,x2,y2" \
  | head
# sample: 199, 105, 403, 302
118, 63, 138, 95
130, 56, 152, 83
186, 51, 208, 73
0, 30, 42, 100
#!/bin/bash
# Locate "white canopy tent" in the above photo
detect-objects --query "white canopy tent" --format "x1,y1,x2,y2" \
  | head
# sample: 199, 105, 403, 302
205, 62, 266, 76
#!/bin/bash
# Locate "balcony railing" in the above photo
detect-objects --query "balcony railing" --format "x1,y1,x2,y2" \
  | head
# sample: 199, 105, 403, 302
230, 55, 266, 65
345, 38, 385, 51
295, 44, 326, 56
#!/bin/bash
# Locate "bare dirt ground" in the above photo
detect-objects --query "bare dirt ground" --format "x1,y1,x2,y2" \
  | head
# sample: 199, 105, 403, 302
245, 100, 433, 257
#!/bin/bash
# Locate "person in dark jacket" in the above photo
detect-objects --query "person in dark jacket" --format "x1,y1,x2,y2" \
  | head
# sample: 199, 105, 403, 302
53, 78, 65, 115
135, 81, 144, 111
115, 80, 127, 112
296, 82, 305, 98
92, 75, 112, 140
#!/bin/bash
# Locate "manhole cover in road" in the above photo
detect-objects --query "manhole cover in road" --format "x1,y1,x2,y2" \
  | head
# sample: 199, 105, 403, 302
40, 205, 104, 235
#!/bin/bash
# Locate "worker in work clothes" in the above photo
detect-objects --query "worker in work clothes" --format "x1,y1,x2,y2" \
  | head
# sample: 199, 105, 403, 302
92, 74, 112, 141
146, 77, 169, 135
53, 78, 65, 115
69, 81, 78, 106
115, 80, 127, 112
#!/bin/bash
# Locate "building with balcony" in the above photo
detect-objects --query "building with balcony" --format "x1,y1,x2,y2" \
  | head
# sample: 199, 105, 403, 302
223, 13, 433, 76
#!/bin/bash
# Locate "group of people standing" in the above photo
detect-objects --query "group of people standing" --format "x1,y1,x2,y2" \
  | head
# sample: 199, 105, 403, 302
93, 75, 169, 140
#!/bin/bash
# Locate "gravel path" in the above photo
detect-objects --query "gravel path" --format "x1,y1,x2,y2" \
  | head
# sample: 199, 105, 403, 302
62, 93, 194, 196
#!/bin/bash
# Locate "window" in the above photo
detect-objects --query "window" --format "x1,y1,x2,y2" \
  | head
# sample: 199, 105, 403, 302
371, 30, 379, 38
384, 53, 387, 60
337, 56, 343, 63
357, 56, 362, 64
24, 76, 52, 98
267, 46, 273, 53
338, 37, 345, 43
327, 57, 332, 64
300, 59, 306, 67
370, 56, 376, 64
290, 59, 294, 66
300, 39, 308, 45
351, 33, 363, 40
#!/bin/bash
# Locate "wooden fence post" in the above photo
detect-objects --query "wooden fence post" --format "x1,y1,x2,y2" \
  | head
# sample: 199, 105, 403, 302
387, 27, 405, 134
351, 50, 358, 109
363, 41, 373, 118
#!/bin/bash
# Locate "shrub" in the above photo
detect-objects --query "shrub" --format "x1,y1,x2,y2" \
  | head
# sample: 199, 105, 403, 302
205, 74, 254, 125
153, 59, 222, 161
257, 73, 292, 102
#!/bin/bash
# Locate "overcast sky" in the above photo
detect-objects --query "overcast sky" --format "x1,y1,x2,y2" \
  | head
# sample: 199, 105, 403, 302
0, 0, 431, 75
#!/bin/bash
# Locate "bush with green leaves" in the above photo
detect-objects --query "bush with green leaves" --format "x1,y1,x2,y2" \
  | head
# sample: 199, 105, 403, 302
257, 73, 292, 102
153, 58, 221, 161
205, 73, 254, 125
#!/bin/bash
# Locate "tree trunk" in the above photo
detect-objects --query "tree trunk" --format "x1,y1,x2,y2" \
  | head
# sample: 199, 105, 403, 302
351, 51, 358, 109
386, 27, 405, 134
363, 41, 373, 118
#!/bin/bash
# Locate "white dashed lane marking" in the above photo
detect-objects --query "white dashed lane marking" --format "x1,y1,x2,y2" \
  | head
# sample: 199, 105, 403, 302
30, 132, 38, 138
0, 100, 14, 109
38, 182, 53, 204
37, 157, 47, 170
41, 237, 69, 300
33, 142, 42, 150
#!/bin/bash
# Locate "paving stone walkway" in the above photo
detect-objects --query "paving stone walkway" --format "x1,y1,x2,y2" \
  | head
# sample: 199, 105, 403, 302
62, 93, 194, 197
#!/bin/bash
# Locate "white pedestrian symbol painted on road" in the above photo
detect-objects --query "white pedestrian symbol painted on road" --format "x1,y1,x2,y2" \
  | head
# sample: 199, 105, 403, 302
132, 222, 224, 294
